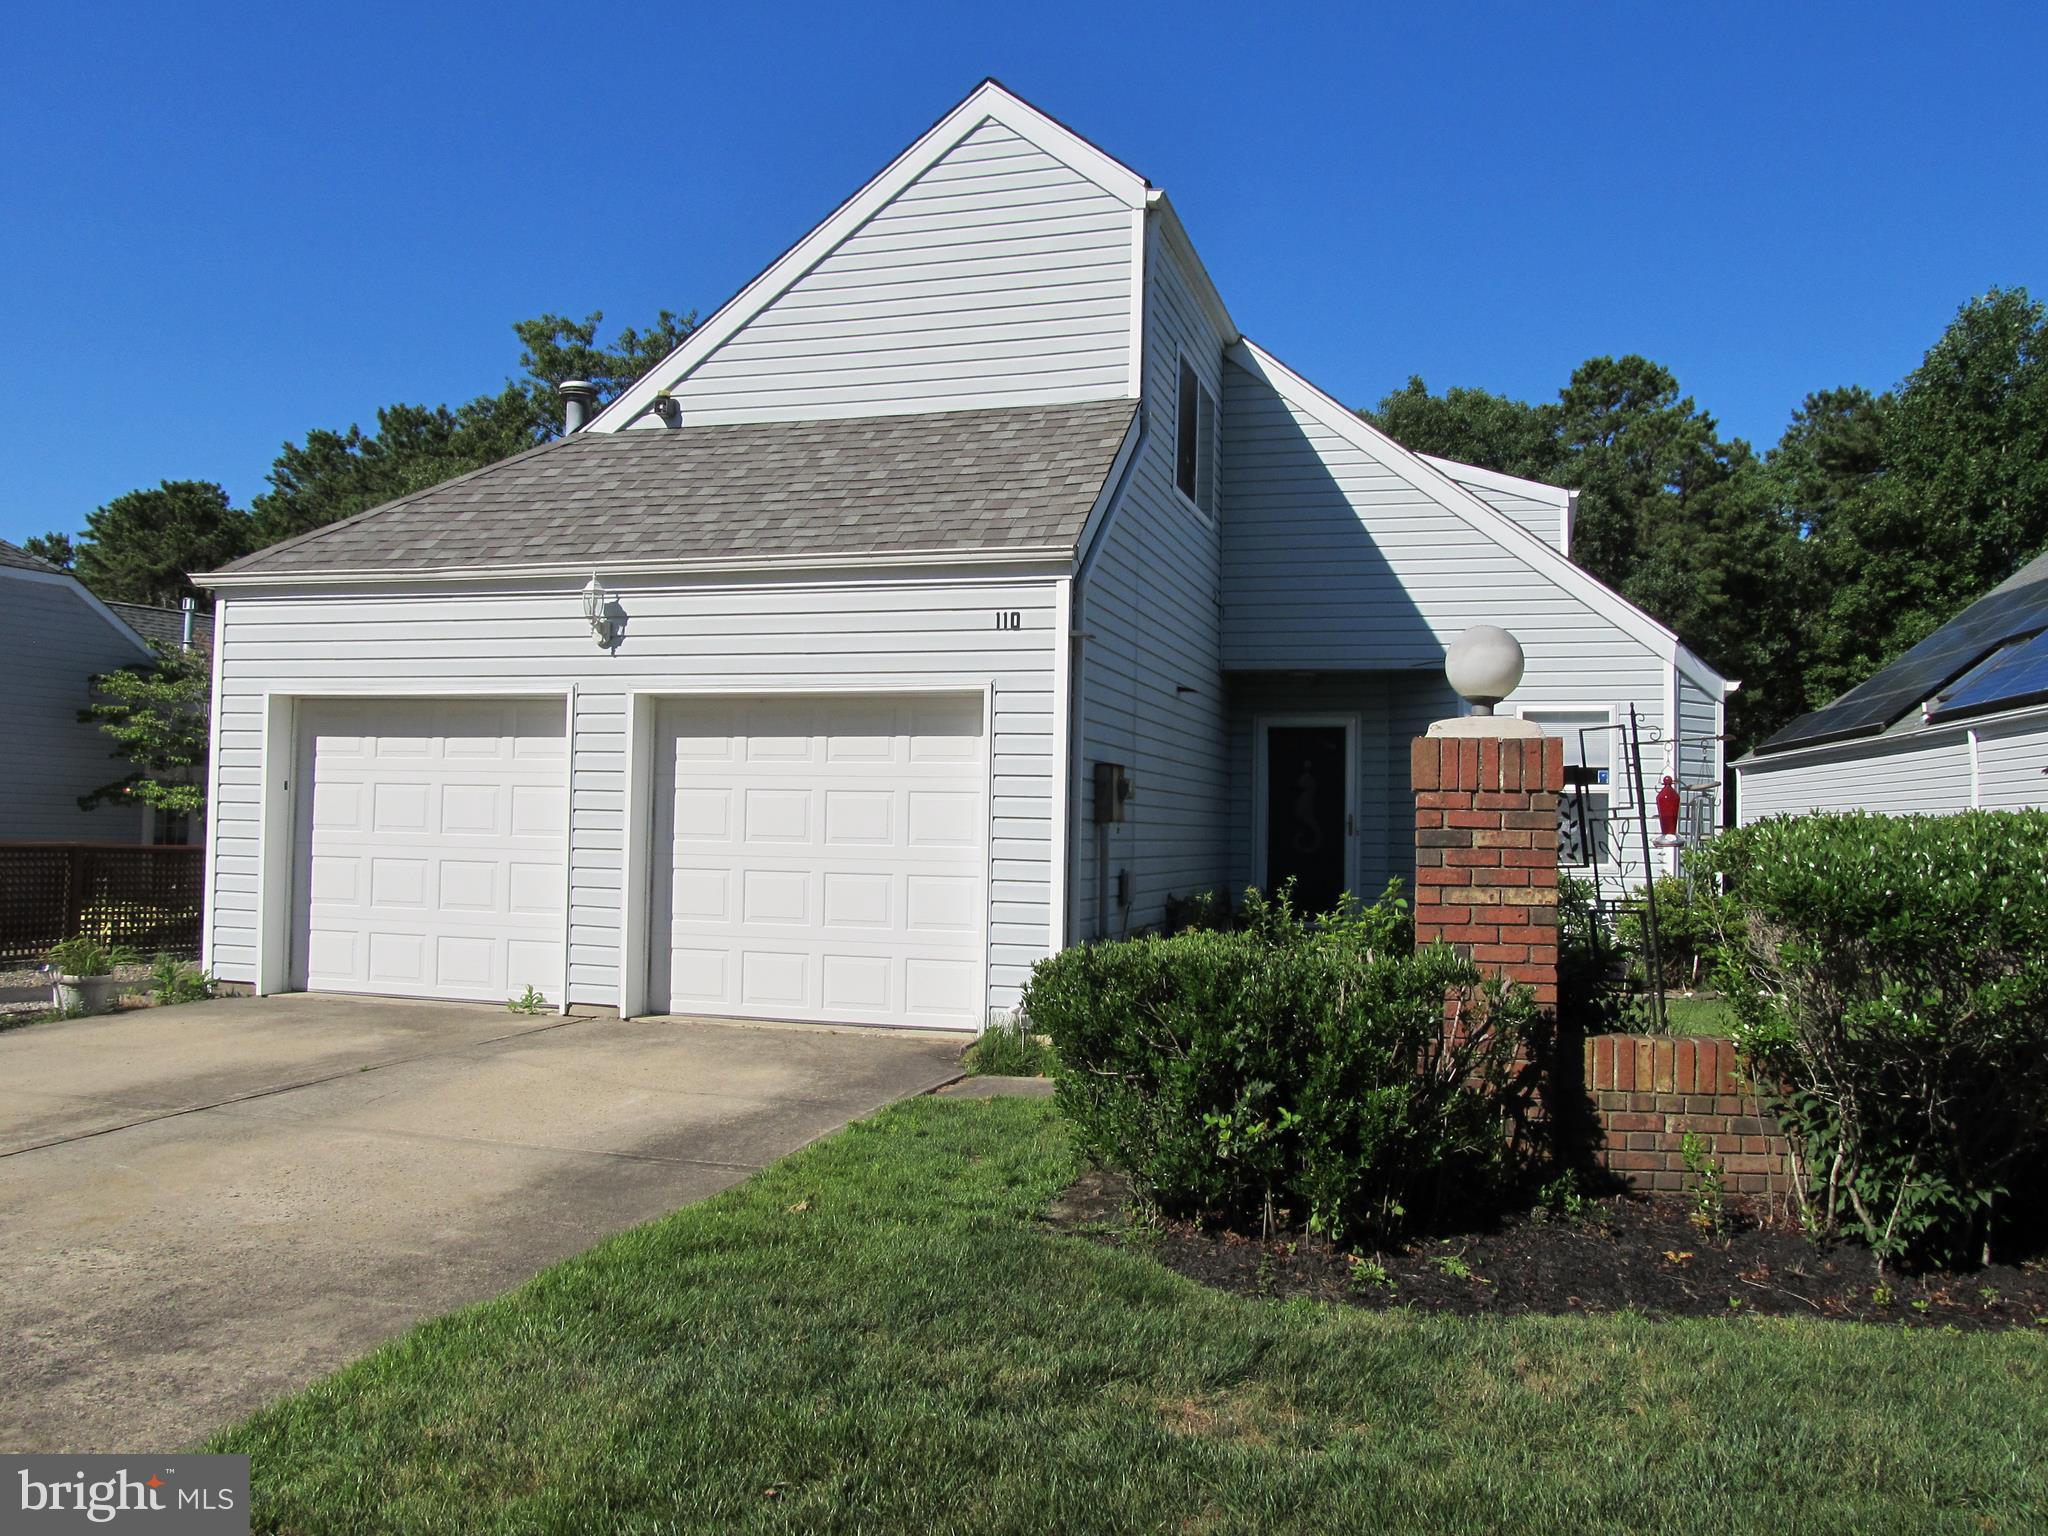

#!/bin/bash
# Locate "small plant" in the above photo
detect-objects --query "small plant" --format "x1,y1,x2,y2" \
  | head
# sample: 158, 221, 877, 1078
1432, 1253, 1475, 1281
46, 938, 138, 978
1537, 1169, 1591, 1223
507, 985, 551, 1015
148, 953, 212, 1006
1681, 1131, 1726, 1234
1346, 1256, 1393, 1292
1871, 1284, 1895, 1309
966, 1012, 1057, 1077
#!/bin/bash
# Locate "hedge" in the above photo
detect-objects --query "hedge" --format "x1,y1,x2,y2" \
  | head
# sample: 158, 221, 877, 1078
1699, 810, 2048, 1268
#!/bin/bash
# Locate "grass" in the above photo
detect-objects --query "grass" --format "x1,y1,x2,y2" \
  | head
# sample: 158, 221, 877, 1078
212, 1099, 2047, 1535
1660, 992, 1739, 1036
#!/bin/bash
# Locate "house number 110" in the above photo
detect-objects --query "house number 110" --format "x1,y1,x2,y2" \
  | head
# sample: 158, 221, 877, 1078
994, 611, 1022, 630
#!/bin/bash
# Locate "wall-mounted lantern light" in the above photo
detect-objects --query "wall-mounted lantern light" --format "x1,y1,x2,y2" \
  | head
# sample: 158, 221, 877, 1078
582, 574, 615, 648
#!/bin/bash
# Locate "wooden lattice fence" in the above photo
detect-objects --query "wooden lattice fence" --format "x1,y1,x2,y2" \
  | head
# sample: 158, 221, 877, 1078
0, 843, 204, 966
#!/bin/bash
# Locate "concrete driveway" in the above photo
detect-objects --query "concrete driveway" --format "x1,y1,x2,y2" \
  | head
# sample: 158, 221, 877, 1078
0, 995, 967, 1453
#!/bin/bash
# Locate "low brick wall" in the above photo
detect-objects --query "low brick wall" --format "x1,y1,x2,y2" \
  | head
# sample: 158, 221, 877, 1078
1575, 1034, 1793, 1195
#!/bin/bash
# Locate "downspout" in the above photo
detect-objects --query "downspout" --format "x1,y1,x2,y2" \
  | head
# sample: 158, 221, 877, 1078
1068, 413, 1149, 944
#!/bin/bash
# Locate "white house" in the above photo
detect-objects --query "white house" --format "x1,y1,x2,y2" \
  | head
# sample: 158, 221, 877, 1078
1736, 548, 2048, 821
199, 81, 1729, 1029
0, 540, 159, 843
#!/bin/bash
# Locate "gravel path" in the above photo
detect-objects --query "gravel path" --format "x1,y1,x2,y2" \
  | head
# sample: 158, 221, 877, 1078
0, 963, 154, 1020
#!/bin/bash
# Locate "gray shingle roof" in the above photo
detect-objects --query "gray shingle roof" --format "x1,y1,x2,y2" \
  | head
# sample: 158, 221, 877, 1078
106, 601, 215, 654
0, 538, 65, 575
215, 399, 1139, 578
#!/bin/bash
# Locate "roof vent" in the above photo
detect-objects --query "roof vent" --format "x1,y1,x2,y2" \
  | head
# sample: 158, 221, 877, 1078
557, 379, 598, 434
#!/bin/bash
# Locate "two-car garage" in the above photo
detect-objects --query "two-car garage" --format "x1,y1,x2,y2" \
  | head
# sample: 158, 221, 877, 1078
286, 692, 987, 1030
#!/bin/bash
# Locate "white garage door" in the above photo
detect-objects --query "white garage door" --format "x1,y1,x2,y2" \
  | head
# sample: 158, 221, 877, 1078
650, 694, 986, 1028
291, 697, 568, 1004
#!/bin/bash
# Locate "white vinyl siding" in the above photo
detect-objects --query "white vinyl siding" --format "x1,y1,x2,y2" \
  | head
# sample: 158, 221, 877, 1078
1737, 711, 2048, 822
643, 119, 1135, 426
1675, 672, 1724, 837
1974, 716, 2048, 808
1445, 480, 1568, 554
1072, 222, 1231, 938
207, 574, 1060, 1016
0, 575, 152, 842
1736, 733, 1976, 822
1219, 360, 1665, 712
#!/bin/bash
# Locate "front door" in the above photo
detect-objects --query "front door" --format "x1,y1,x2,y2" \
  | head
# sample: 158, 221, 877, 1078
1262, 724, 1349, 912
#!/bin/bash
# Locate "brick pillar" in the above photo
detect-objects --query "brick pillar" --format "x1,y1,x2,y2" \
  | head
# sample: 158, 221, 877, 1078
1410, 729, 1563, 1011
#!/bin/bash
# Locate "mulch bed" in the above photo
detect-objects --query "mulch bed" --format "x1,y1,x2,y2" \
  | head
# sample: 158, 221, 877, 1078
1047, 1169, 2048, 1330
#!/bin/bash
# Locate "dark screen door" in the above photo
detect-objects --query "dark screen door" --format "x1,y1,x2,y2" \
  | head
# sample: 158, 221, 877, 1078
1264, 725, 1347, 912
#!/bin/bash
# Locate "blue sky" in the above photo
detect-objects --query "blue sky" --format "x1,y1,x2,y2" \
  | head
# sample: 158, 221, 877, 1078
4, 1, 2042, 546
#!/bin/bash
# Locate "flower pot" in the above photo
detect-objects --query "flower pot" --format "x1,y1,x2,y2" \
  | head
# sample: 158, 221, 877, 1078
51, 974, 123, 1017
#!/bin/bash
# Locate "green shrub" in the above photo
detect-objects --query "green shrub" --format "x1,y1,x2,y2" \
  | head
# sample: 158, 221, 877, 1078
1022, 885, 1534, 1244
1699, 811, 2048, 1268
1557, 875, 1644, 1035
1618, 874, 1726, 992
1162, 889, 1235, 934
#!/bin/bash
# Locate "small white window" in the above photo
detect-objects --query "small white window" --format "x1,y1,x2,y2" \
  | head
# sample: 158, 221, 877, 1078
1175, 354, 1218, 518
1514, 705, 1623, 867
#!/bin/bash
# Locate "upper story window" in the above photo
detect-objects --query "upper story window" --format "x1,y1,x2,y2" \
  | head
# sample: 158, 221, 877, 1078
1175, 354, 1218, 519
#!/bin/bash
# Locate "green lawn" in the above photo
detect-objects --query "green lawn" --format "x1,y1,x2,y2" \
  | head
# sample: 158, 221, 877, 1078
1659, 992, 1738, 1036
214, 1098, 2046, 1535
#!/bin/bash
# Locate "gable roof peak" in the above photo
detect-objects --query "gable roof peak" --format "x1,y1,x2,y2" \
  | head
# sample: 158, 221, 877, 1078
590, 81, 1151, 434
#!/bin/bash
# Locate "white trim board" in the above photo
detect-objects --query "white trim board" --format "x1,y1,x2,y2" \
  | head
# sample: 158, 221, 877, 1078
202, 547, 1077, 591
199, 597, 229, 975
592, 80, 1149, 434
1416, 454, 1572, 510
1227, 338, 1728, 699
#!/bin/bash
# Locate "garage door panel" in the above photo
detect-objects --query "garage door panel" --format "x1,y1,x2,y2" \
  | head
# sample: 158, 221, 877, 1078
292, 698, 567, 1005
651, 694, 984, 1028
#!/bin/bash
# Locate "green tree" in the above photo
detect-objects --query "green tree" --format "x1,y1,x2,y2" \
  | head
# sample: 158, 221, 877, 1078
21, 531, 75, 569
1808, 289, 2048, 698
1367, 377, 1561, 481
511, 309, 698, 434
74, 481, 251, 609
248, 308, 697, 548
247, 392, 538, 548
77, 645, 212, 819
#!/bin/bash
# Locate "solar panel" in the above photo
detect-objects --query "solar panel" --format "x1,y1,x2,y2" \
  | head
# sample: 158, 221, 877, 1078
1756, 555, 2048, 754
1928, 628, 2048, 720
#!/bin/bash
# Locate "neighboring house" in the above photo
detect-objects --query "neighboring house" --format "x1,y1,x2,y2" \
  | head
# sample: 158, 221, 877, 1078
199, 81, 1729, 1028
1736, 549, 2048, 821
105, 600, 214, 657
0, 539, 157, 842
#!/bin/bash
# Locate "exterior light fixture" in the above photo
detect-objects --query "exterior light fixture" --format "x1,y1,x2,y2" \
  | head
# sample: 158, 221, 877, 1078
1444, 625, 1525, 715
582, 574, 615, 648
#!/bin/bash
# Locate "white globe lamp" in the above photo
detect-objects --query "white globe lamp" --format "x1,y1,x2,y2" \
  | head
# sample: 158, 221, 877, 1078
1444, 625, 1525, 715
